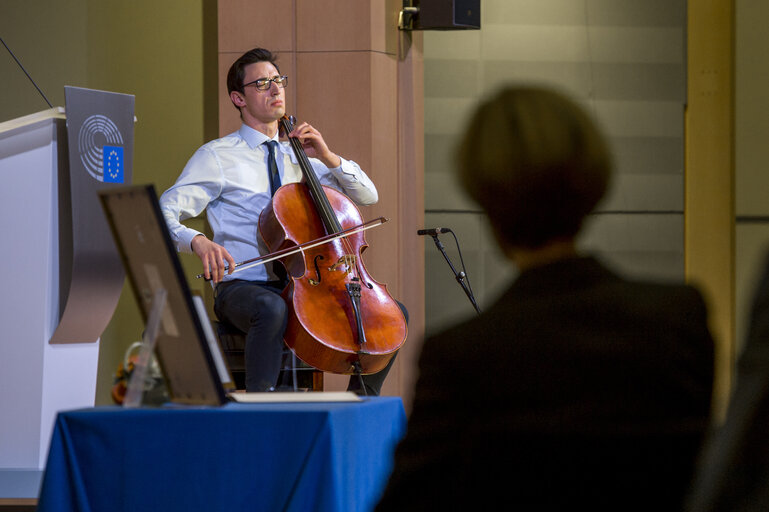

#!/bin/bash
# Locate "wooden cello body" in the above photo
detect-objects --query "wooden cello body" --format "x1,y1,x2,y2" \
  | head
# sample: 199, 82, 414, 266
257, 116, 407, 375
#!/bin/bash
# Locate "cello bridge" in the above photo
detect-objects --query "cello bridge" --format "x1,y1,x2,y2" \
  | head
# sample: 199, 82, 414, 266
329, 255, 356, 274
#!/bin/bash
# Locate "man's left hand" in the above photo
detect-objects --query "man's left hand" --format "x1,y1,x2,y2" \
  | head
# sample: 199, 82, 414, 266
288, 122, 342, 168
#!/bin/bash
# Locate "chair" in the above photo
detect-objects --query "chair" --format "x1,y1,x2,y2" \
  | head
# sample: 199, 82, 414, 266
214, 321, 324, 391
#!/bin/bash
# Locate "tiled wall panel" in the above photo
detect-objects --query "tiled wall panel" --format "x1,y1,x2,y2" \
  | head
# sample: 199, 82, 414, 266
424, 0, 686, 334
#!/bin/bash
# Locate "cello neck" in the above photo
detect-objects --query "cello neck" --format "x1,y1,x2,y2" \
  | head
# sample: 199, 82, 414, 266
279, 115, 342, 235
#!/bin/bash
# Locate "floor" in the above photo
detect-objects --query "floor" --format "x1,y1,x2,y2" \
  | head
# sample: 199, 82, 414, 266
0, 501, 36, 512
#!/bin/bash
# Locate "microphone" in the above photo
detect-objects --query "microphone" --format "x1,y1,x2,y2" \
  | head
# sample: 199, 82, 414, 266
417, 227, 450, 236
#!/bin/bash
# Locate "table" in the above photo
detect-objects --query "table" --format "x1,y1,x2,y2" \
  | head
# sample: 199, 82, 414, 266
36, 397, 406, 512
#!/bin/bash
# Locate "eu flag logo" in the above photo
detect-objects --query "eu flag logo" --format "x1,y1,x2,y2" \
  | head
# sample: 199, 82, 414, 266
103, 145, 124, 183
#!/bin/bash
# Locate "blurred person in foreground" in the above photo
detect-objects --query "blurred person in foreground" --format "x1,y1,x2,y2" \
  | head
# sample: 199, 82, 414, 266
686, 247, 769, 512
376, 85, 715, 510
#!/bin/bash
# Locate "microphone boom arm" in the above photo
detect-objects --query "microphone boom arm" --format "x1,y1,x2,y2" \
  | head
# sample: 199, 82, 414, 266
425, 232, 481, 315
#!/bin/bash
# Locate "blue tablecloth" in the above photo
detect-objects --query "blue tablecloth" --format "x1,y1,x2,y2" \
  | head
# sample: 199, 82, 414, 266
37, 397, 405, 512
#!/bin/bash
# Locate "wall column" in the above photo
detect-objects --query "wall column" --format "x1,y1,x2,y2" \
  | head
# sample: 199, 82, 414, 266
217, 0, 424, 405
686, 0, 734, 420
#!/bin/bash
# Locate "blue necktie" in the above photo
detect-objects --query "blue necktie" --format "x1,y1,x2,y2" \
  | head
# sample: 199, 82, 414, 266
264, 140, 287, 283
265, 140, 281, 196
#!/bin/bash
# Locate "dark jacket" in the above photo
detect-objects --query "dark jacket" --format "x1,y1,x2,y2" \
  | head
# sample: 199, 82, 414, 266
377, 256, 714, 510
687, 249, 769, 512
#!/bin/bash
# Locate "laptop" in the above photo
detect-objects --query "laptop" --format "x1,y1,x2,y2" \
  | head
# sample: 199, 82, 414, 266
99, 184, 359, 405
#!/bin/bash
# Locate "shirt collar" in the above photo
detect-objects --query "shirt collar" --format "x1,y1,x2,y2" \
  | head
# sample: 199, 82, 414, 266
238, 123, 279, 149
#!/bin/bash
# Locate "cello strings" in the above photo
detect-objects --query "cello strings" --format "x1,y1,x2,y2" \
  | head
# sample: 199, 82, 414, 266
282, 116, 358, 263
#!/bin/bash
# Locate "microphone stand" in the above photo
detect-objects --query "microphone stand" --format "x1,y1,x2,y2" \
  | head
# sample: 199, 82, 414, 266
428, 234, 481, 315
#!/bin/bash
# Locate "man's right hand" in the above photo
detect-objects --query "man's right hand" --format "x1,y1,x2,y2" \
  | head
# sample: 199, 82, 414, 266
191, 235, 236, 283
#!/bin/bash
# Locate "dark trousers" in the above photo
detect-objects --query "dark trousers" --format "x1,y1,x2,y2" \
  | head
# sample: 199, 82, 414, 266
214, 279, 407, 394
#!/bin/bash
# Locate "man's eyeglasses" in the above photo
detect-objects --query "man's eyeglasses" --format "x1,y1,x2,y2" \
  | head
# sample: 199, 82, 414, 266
242, 75, 288, 91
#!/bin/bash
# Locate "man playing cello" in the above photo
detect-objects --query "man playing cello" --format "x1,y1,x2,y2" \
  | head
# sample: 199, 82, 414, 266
160, 48, 401, 393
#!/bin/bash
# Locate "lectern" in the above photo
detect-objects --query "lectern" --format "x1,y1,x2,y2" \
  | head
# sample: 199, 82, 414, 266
0, 87, 134, 501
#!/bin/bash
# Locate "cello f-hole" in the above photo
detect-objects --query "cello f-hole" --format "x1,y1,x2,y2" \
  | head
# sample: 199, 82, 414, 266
309, 254, 324, 286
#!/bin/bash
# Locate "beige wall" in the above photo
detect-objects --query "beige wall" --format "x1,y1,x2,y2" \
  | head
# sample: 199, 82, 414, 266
735, 0, 769, 354
419, 0, 745, 420
732, 0, 769, 429
421, 1, 690, 339
0, 1, 87, 120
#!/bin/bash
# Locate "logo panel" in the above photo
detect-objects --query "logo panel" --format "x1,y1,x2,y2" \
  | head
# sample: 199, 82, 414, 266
77, 114, 124, 182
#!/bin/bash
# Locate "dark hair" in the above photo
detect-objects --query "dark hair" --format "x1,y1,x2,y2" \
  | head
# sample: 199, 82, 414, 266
455, 86, 612, 249
226, 47, 280, 100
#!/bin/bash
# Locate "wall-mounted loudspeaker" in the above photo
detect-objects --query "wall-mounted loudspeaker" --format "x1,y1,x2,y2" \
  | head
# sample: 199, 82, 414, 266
404, 0, 480, 31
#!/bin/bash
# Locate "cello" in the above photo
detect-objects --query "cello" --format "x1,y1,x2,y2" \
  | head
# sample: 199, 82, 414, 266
257, 115, 407, 376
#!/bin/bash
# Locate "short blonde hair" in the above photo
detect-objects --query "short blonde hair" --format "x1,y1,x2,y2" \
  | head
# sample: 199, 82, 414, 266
456, 86, 612, 249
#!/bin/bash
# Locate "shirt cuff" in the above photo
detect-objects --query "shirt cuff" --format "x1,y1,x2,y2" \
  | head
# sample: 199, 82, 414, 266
178, 228, 205, 254
330, 157, 356, 178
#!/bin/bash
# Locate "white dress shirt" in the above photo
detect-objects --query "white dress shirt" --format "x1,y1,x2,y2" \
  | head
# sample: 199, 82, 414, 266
159, 124, 378, 282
